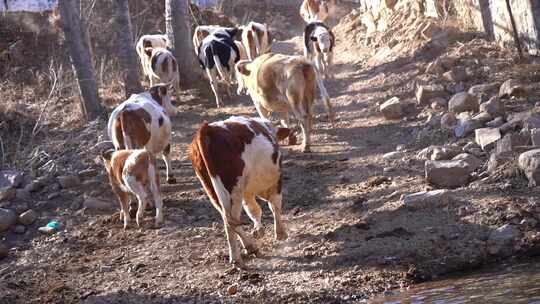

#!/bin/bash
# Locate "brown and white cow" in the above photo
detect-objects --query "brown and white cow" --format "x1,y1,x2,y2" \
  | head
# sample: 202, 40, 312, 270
101, 149, 163, 229
107, 84, 176, 184
144, 47, 181, 94
304, 21, 335, 79
241, 21, 272, 61
189, 116, 291, 269
235, 53, 334, 152
136, 34, 169, 80
299, 0, 330, 23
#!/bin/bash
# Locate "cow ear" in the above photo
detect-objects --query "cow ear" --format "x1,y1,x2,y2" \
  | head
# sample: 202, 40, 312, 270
144, 47, 153, 57
310, 36, 318, 42
276, 127, 291, 141
236, 61, 251, 76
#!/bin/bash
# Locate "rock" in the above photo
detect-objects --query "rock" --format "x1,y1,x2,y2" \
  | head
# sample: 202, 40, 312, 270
479, 97, 505, 117
488, 224, 521, 257
0, 208, 16, 232
452, 153, 482, 171
472, 112, 493, 123
24, 180, 43, 193
83, 197, 112, 211
18, 209, 38, 226
486, 117, 505, 128
379, 97, 403, 119
417, 145, 461, 161
16, 189, 31, 201
532, 129, 540, 147
468, 82, 500, 103
496, 133, 530, 154
488, 151, 515, 174
443, 68, 468, 83
463, 142, 480, 152
454, 115, 483, 138
448, 92, 479, 114
0, 170, 24, 189
499, 79, 528, 99
425, 159, 472, 188
0, 243, 8, 259
475, 128, 501, 150
0, 187, 16, 202
402, 190, 451, 209
13, 225, 26, 234
383, 151, 404, 160
57, 175, 81, 189
430, 97, 447, 112
519, 149, 540, 187
440, 112, 457, 129
416, 84, 447, 105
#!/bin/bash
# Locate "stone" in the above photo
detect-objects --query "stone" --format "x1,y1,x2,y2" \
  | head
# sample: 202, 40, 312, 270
488, 224, 521, 257
402, 190, 451, 209
0, 187, 16, 202
475, 128, 501, 150
486, 117, 505, 128
452, 153, 482, 171
416, 84, 447, 105
83, 197, 112, 211
463, 142, 480, 152
479, 96, 505, 117
499, 79, 528, 99
24, 180, 43, 193
417, 145, 461, 161
519, 149, 540, 187
18, 209, 38, 226
57, 175, 81, 189
430, 97, 447, 112
379, 97, 403, 119
425, 160, 472, 188
532, 129, 540, 147
468, 82, 500, 102
440, 112, 457, 129
0, 242, 8, 259
13, 225, 26, 234
454, 115, 483, 138
443, 68, 468, 83
0, 170, 24, 189
0, 208, 16, 232
448, 92, 479, 114
472, 112, 492, 123
496, 133, 530, 154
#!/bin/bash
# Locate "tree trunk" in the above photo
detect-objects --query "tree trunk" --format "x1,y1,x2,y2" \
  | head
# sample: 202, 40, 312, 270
165, 0, 201, 88
114, 0, 143, 97
58, 0, 102, 120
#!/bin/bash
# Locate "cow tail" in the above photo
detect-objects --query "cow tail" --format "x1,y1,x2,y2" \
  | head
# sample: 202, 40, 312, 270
195, 124, 241, 226
313, 64, 334, 124
108, 107, 123, 150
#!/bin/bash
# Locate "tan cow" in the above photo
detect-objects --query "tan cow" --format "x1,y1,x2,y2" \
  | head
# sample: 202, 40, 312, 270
299, 0, 331, 23
241, 21, 272, 61
235, 53, 334, 152
189, 116, 291, 269
101, 149, 163, 229
107, 84, 176, 184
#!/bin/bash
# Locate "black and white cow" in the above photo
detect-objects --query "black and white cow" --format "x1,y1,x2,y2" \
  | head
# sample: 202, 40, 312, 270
197, 28, 241, 108
303, 21, 335, 79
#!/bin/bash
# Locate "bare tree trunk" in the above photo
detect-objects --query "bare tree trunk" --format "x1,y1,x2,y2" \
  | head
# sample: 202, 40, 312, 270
58, 0, 102, 120
505, 0, 523, 60
165, 0, 201, 88
114, 0, 143, 97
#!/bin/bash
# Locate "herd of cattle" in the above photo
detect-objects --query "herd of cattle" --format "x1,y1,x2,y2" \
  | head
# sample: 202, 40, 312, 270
101, 0, 336, 268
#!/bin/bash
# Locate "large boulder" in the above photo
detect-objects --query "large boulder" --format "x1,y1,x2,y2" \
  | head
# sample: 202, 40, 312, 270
499, 79, 528, 99
518, 149, 540, 187
0, 170, 24, 189
379, 97, 403, 119
448, 92, 479, 114
416, 84, 447, 105
468, 82, 500, 102
475, 128, 501, 151
425, 159, 473, 188
0, 208, 16, 232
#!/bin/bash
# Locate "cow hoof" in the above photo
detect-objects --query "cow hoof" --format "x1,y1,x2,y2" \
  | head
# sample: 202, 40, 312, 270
252, 227, 264, 239
167, 176, 177, 184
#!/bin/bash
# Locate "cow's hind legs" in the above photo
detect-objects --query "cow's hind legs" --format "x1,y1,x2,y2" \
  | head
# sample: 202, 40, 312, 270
242, 194, 264, 238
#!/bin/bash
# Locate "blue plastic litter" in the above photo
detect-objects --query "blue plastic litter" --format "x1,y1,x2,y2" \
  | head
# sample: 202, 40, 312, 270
46, 221, 61, 230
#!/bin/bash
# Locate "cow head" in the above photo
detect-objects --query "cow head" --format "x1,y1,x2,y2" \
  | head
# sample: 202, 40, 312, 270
235, 60, 251, 95
150, 84, 177, 116
311, 27, 332, 53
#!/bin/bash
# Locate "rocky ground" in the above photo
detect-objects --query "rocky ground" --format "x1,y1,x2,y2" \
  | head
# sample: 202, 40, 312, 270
2, 5, 540, 304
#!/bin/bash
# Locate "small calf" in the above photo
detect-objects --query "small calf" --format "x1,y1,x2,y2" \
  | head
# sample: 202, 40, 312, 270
189, 116, 291, 268
101, 149, 163, 229
304, 21, 335, 79
144, 47, 180, 94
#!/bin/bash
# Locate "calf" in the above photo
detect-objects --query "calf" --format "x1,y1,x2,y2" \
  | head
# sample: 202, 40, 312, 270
101, 149, 163, 228
235, 53, 334, 152
241, 21, 272, 61
197, 28, 241, 107
107, 84, 176, 184
299, 0, 330, 23
304, 21, 335, 78
189, 116, 291, 269
136, 34, 169, 80
144, 47, 181, 94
